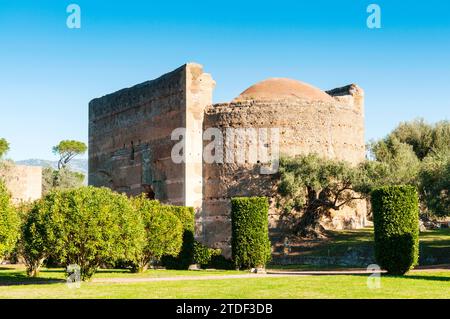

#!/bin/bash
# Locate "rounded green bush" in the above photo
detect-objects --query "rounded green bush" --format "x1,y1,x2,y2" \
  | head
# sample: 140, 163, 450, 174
371, 185, 419, 275
231, 197, 271, 269
129, 196, 183, 272
23, 186, 145, 280
160, 205, 196, 270
0, 181, 19, 259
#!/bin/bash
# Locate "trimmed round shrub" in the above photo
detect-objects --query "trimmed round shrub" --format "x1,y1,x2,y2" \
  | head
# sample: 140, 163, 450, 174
129, 196, 183, 272
231, 197, 271, 269
22, 187, 145, 280
371, 185, 419, 275
0, 181, 19, 260
161, 205, 196, 270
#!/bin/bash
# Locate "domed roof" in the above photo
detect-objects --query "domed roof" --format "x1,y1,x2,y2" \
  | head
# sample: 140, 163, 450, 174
233, 78, 334, 102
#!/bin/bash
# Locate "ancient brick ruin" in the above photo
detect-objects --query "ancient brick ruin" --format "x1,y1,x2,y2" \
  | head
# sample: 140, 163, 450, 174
89, 63, 367, 256
1, 164, 42, 204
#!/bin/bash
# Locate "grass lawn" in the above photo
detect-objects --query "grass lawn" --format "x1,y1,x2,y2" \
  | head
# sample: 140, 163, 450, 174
270, 227, 450, 268
0, 266, 449, 299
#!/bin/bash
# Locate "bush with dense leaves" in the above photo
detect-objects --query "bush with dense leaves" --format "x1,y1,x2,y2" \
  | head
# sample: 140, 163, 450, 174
22, 187, 144, 280
129, 196, 183, 272
161, 205, 196, 270
371, 185, 419, 275
192, 241, 221, 268
0, 181, 19, 259
231, 197, 271, 269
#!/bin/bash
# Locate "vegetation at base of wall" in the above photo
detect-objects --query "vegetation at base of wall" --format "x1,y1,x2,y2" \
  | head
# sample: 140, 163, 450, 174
0, 181, 20, 259
42, 167, 85, 196
22, 187, 145, 280
128, 196, 183, 272
160, 205, 196, 270
192, 241, 221, 268
207, 254, 235, 270
371, 185, 419, 275
278, 154, 372, 239
231, 197, 271, 269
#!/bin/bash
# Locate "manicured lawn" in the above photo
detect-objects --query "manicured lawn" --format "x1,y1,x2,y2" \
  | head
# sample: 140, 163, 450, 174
0, 266, 448, 299
270, 227, 450, 268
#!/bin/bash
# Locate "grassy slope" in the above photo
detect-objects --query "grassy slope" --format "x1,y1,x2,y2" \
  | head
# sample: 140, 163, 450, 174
270, 227, 450, 268
0, 267, 448, 299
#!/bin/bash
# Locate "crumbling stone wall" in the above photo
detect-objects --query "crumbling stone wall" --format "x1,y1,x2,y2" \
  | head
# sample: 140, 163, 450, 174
202, 85, 366, 256
1, 164, 42, 203
89, 63, 215, 213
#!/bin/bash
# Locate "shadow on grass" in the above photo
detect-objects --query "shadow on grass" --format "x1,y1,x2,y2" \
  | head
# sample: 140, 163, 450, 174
402, 275, 450, 282
0, 271, 65, 286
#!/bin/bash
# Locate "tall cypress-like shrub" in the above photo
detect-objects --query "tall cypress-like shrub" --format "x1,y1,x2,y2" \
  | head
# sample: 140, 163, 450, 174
371, 185, 419, 275
231, 197, 271, 269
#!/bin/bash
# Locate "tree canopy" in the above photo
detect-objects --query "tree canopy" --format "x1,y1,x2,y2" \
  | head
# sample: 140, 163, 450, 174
278, 154, 368, 238
0, 138, 9, 159
369, 118, 450, 217
52, 140, 87, 170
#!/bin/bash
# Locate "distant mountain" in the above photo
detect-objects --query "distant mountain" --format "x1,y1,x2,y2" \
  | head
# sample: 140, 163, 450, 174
15, 158, 88, 176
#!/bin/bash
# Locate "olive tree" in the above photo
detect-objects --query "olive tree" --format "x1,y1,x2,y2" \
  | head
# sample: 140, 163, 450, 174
278, 154, 367, 238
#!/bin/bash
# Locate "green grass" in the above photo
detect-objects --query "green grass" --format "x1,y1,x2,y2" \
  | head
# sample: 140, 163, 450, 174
0, 266, 448, 299
269, 227, 450, 268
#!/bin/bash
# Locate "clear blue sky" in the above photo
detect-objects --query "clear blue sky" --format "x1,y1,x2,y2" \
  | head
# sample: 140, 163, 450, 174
1, 0, 449, 161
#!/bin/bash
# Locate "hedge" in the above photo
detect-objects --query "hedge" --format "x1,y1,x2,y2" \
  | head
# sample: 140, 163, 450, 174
231, 197, 271, 269
160, 205, 196, 269
371, 185, 419, 275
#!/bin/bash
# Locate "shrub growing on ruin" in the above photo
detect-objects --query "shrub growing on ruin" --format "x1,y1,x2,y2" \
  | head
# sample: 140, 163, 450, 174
22, 187, 145, 280
0, 181, 20, 260
129, 196, 183, 272
371, 185, 419, 275
161, 205, 196, 270
231, 197, 271, 269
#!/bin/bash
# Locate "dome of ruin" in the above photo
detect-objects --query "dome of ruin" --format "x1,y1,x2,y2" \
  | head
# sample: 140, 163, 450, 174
233, 78, 334, 103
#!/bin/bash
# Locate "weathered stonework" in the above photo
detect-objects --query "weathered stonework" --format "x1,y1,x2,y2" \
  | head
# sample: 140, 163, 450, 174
1, 164, 42, 203
89, 63, 215, 213
89, 63, 367, 258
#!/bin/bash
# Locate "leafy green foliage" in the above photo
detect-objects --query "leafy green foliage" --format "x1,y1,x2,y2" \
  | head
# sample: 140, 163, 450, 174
192, 241, 221, 267
368, 136, 421, 186
161, 205, 196, 270
0, 138, 9, 159
22, 187, 144, 280
371, 185, 419, 275
419, 150, 450, 217
0, 181, 19, 259
42, 167, 85, 195
369, 119, 450, 217
278, 154, 367, 237
231, 197, 271, 269
52, 140, 87, 170
129, 196, 183, 272
389, 119, 450, 160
